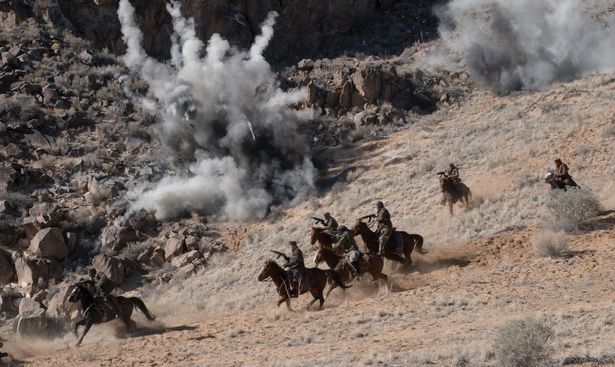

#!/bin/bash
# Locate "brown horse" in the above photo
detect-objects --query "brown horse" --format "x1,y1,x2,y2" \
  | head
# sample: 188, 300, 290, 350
313, 246, 388, 297
352, 220, 426, 268
257, 259, 349, 310
440, 176, 472, 215
310, 227, 337, 248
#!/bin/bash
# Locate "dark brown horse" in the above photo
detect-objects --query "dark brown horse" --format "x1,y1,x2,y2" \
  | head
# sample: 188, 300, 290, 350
440, 175, 472, 215
352, 220, 426, 268
310, 227, 337, 248
257, 259, 349, 310
68, 283, 155, 346
313, 246, 388, 297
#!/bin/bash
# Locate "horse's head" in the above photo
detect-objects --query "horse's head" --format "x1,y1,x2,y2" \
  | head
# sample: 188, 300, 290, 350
257, 260, 275, 281
309, 227, 321, 245
352, 220, 368, 235
68, 284, 84, 303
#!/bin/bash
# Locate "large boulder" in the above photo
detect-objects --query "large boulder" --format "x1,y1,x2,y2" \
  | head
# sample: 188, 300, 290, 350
351, 67, 382, 104
28, 228, 70, 260
101, 225, 140, 251
14, 256, 62, 295
15, 296, 64, 338
46, 283, 80, 321
92, 254, 130, 285
164, 235, 185, 260
171, 250, 200, 268
0, 250, 15, 285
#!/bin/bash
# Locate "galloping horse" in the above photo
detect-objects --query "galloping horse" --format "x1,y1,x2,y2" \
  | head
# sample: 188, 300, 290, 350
313, 246, 388, 297
352, 220, 426, 268
68, 283, 155, 346
257, 259, 349, 310
310, 227, 337, 248
439, 174, 472, 215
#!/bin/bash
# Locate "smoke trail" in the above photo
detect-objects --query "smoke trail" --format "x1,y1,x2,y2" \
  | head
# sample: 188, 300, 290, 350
118, 0, 314, 220
437, 0, 615, 93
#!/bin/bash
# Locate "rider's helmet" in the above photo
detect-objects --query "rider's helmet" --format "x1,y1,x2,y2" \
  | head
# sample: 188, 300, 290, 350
338, 226, 349, 232
554, 158, 562, 165
288, 241, 298, 248
376, 201, 384, 209
324, 212, 331, 219
450, 163, 456, 169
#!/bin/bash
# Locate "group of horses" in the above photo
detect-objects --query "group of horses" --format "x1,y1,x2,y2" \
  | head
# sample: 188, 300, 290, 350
257, 218, 427, 311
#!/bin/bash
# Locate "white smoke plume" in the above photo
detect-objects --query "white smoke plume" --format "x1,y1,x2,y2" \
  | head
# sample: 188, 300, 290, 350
117, 0, 314, 220
437, 0, 615, 93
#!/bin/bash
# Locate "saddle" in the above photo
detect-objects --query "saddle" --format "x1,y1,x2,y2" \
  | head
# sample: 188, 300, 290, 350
384, 232, 403, 253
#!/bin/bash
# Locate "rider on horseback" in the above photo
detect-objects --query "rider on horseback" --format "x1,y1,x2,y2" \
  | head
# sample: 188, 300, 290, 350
554, 158, 578, 188
313, 212, 339, 235
333, 226, 362, 277
89, 268, 121, 317
283, 241, 305, 297
375, 201, 393, 256
441, 163, 461, 204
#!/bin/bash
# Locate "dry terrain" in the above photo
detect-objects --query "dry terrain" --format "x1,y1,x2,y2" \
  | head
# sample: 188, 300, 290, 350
6, 69, 615, 366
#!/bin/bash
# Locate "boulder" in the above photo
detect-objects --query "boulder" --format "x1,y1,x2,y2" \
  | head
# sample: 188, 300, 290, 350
15, 296, 64, 338
14, 256, 62, 294
164, 235, 185, 260
21, 217, 41, 240
149, 247, 165, 268
92, 254, 127, 285
86, 176, 123, 203
0, 250, 15, 285
29, 228, 70, 260
171, 250, 200, 269
101, 225, 139, 251
351, 67, 382, 104
46, 282, 80, 320
0, 292, 20, 316
29, 202, 64, 227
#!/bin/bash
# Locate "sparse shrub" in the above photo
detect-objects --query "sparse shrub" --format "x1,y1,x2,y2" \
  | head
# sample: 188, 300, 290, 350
531, 229, 568, 258
545, 189, 601, 232
493, 318, 553, 367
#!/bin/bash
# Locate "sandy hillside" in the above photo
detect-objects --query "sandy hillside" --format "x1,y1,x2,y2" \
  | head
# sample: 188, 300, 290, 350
5, 66, 615, 366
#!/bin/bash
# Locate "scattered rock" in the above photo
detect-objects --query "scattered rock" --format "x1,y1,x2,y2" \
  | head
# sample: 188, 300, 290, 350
164, 235, 185, 260
101, 225, 139, 251
0, 250, 15, 285
92, 254, 129, 285
171, 250, 200, 268
149, 247, 165, 268
29, 227, 70, 260
14, 256, 62, 294
351, 67, 382, 104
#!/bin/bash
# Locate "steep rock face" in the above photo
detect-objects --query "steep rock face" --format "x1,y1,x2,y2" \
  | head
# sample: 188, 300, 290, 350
36, 0, 394, 63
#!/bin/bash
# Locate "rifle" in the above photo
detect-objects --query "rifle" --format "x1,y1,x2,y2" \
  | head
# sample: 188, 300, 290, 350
270, 250, 289, 262
310, 216, 325, 225
359, 214, 376, 222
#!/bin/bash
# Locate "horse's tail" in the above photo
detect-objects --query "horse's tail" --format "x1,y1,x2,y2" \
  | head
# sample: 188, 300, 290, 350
327, 270, 351, 290
128, 297, 156, 321
412, 234, 427, 255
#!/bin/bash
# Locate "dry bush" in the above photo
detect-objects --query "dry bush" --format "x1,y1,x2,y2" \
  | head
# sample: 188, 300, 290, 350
545, 189, 601, 232
493, 318, 553, 367
531, 229, 568, 258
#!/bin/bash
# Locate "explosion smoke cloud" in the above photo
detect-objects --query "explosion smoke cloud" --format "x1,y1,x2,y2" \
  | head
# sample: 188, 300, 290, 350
117, 0, 314, 220
437, 0, 615, 93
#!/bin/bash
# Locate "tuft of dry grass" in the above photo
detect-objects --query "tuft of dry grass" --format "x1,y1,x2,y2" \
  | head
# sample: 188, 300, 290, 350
531, 229, 569, 258
545, 189, 601, 232
493, 318, 553, 367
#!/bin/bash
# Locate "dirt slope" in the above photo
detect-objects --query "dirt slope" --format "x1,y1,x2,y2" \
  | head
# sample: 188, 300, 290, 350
6, 68, 615, 366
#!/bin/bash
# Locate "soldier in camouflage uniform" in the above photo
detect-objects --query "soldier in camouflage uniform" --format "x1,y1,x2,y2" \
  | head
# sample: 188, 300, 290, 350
89, 268, 121, 316
375, 201, 393, 255
284, 241, 305, 297
441, 163, 461, 204
554, 158, 577, 187
333, 226, 361, 277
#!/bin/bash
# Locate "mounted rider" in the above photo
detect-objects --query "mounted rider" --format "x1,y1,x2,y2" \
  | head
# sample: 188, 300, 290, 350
89, 268, 121, 316
332, 226, 362, 277
441, 163, 461, 203
375, 201, 393, 255
554, 158, 578, 188
312, 212, 339, 236
283, 241, 305, 297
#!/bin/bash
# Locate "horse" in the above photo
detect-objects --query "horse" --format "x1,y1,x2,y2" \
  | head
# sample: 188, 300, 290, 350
310, 227, 337, 248
439, 175, 472, 215
257, 259, 349, 311
68, 283, 155, 346
313, 245, 388, 297
545, 171, 580, 191
352, 220, 426, 268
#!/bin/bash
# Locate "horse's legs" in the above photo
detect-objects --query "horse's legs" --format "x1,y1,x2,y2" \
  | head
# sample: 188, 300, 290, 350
74, 319, 86, 337
76, 318, 94, 347
448, 201, 453, 215
404, 244, 414, 268
324, 284, 337, 299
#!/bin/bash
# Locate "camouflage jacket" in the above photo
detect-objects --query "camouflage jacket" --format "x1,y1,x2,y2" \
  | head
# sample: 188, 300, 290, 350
555, 163, 570, 178
333, 231, 359, 253
92, 272, 114, 295
287, 247, 305, 270
324, 217, 338, 232
377, 207, 393, 231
